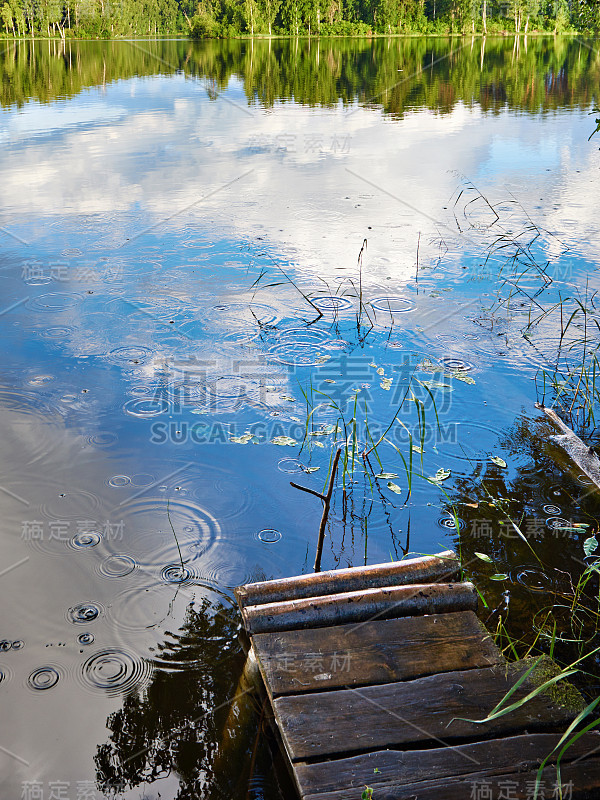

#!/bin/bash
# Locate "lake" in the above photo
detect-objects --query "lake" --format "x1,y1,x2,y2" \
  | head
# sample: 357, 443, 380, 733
1, 35, 599, 800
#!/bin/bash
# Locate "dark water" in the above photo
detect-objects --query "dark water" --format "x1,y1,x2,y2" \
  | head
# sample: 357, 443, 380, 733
1, 35, 599, 799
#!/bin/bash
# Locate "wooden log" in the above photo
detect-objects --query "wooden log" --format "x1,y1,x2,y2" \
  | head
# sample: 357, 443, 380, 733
242, 581, 477, 635
252, 611, 502, 696
234, 550, 459, 610
302, 757, 600, 800
294, 733, 600, 798
273, 660, 584, 761
537, 403, 600, 490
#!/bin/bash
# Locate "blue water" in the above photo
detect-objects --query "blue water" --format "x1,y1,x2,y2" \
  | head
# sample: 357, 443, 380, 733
1, 36, 599, 800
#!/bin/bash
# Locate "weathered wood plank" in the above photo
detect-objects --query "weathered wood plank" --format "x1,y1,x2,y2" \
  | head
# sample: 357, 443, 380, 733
235, 551, 459, 609
273, 660, 584, 761
537, 403, 600, 490
294, 733, 600, 797
252, 611, 502, 696
303, 758, 600, 800
242, 582, 477, 634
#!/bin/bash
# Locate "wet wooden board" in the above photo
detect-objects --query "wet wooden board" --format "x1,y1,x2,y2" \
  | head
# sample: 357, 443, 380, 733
273, 662, 581, 761
295, 733, 600, 797
242, 582, 477, 634
235, 551, 459, 608
303, 758, 600, 800
252, 611, 502, 696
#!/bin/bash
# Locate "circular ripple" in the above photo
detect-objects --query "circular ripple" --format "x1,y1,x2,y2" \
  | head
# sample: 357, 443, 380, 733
88, 431, 118, 447
131, 473, 154, 487
26, 293, 83, 313
311, 296, 353, 312
123, 398, 170, 418
79, 649, 152, 696
28, 666, 60, 691
41, 489, 101, 521
68, 602, 102, 624
437, 516, 466, 532
108, 475, 130, 488
69, 531, 102, 550
78, 633, 95, 646
107, 346, 155, 366
439, 357, 474, 373
512, 567, 553, 593
42, 325, 76, 339
277, 458, 305, 474
543, 504, 562, 516
98, 554, 137, 579
546, 517, 572, 531
11, 640, 24, 651
0, 640, 11, 652
160, 564, 191, 584
257, 529, 282, 544
370, 297, 416, 313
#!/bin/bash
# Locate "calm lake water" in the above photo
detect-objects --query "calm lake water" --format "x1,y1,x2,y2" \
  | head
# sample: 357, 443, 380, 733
1, 35, 600, 800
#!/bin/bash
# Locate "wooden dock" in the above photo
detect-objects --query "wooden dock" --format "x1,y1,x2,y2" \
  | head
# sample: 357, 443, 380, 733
234, 551, 600, 799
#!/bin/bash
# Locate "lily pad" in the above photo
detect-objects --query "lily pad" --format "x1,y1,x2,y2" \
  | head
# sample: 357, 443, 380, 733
271, 436, 297, 446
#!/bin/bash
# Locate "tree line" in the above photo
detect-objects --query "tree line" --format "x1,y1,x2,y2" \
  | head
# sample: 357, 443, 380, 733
0, 0, 599, 37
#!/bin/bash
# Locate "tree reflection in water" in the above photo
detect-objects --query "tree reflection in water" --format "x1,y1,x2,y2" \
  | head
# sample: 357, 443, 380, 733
95, 597, 283, 799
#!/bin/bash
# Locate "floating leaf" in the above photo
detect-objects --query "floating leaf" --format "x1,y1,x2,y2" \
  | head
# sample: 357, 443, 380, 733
376, 367, 385, 376
290, 416, 301, 423
313, 441, 325, 448
230, 433, 254, 444
490, 573, 509, 581
324, 379, 336, 384
380, 378, 392, 391
475, 552, 493, 563
369, 362, 377, 368
376, 472, 398, 479
584, 536, 598, 557
432, 468, 451, 482
421, 380, 452, 390
454, 373, 476, 385
315, 354, 331, 364
280, 395, 296, 402
412, 445, 423, 454
490, 456, 507, 468
387, 481, 402, 494
304, 466, 320, 473
271, 436, 297, 446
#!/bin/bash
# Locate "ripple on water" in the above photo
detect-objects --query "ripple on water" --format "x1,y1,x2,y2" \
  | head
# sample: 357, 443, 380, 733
543, 504, 562, 516
311, 296, 353, 313
79, 649, 153, 696
68, 530, 102, 550
78, 632, 95, 646
206, 302, 278, 330
41, 489, 101, 521
106, 345, 155, 366
67, 602, 103, 624
97, 555, 137, 579
437, 516, 466, 532
115, 495, 221, 568
26, 293, 83, 313
438, 357, 475, 373
369, 297, 416, 314
277, 458, 306, 473
123, 398, 170, 418
512, 567, 554, 593
27, 665, 62, 691
107, 475, 131, 488
87, 431, 118, 448
41, 325, 76, 340
256, 529, 282, 544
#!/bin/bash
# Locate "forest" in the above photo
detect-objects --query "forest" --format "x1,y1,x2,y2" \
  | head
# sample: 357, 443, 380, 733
0, 0, 599, 39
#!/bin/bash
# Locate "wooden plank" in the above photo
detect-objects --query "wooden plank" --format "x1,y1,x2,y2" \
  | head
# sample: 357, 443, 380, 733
303, 758, 600, 800
538, 403, 600, 490
273, 660, 584, 761
235, 550, 459, 609
252, 611, 502, 696
294, 733, 600, 797
242, 582, 477, 634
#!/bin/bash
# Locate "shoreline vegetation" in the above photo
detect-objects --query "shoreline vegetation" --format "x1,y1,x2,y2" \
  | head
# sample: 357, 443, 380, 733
0, 0, 598, 41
